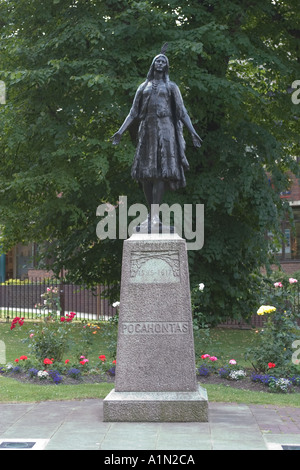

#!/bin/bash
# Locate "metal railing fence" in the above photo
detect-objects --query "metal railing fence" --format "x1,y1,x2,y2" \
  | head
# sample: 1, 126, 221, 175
0, 278, 118, 322
1, 277, 299, 327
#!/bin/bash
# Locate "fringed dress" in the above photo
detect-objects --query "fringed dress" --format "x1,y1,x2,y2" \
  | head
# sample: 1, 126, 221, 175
129, 80, 190, 191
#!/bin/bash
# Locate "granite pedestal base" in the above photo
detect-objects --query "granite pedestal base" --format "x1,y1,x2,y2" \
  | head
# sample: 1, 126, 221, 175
103, 386, 208, 422
103, 233, 208, 422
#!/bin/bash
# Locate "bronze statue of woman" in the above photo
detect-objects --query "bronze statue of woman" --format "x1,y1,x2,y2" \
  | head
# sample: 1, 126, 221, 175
112, 44, 202, 232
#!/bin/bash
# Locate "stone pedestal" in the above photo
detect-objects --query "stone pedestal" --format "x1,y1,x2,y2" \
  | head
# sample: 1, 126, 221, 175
103, 233, 208, 422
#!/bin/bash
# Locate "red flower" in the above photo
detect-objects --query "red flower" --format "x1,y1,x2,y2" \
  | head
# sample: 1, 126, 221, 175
268, 362, 276, 368
99, 355, 106, 362
79, 357, 89, 365
10, 317, 19, 329
112, 360, 116, 365
14, 358, 19, 363
19, 355, 28, 360
60, 317, 66, 322
65, 312, 76, 322
65, 359, 70, 364
10, 317, 24, 329
44, 358, 53, 365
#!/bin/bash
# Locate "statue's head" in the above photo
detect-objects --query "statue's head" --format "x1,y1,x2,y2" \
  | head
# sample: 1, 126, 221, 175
147, 54, 169, 81
146, 43, 170, 82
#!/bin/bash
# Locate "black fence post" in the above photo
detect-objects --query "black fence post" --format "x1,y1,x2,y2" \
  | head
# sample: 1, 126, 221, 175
59, 278, 65, 317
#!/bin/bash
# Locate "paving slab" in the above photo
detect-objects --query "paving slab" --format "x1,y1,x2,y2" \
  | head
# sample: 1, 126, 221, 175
1, 399, 300, 451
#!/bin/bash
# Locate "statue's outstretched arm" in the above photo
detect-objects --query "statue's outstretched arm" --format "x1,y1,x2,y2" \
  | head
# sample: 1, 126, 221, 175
111, 114, 135, 145
111, 83, 144, 145
181, 112, 202, 148
172, 83, 202, 148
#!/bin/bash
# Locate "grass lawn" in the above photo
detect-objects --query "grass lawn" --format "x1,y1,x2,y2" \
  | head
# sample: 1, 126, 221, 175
0, 375, 114, 402
1, 322, 300, 406
194, 327, 258, 366
0, 320, 113, 364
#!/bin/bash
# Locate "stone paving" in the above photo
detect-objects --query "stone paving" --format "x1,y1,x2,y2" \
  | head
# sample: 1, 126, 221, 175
1, 399, 300, 450
249, 404, 300, 435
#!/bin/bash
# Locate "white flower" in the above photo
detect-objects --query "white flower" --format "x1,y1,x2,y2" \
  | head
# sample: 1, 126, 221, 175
229, 370, 246, 380
112, 301, 120, 308
37, 370, 49, 379
272, 378, 291, 392
198, 283, 205, 291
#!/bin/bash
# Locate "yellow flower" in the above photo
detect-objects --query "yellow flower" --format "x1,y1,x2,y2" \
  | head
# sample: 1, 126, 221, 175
257, 305, 276, 315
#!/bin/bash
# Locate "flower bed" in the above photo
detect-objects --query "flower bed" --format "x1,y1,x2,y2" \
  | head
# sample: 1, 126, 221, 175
196, 354, 300, 394
2, 352, 300, 394
0, 354, 116, 385
4, 281, 300, 394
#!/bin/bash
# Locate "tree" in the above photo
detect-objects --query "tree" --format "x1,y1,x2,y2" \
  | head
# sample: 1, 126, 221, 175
0, 0, 299, 324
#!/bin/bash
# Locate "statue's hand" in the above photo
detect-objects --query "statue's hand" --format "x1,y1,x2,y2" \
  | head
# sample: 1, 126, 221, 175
192, 133, 202, 148
111, 131, 122, 145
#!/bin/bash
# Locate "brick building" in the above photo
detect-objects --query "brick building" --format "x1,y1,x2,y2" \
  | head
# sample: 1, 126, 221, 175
274, 172, 300, 274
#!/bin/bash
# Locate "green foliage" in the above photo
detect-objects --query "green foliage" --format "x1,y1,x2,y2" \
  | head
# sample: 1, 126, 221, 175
26, 317, 76, 363
245, 281, 300, 375
0, 279, 34, 285
191, 284, 210, 328
35, 286, 61, 314
23, 284, 76, 362
78, 321, 102, 359
99, 316, 118, 360
0, 0, 299, 322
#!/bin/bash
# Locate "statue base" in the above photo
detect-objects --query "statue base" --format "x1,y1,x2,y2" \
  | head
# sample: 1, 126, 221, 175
103, 233, 208, 422
103, 386, 208, 422
134, 214, 174, 234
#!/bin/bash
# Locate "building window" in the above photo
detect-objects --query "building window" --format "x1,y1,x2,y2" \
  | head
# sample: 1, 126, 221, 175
15, 243, 35, 279
5, 243, 37, 280
277, 206, 300, 260
292, 207, 300, 259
